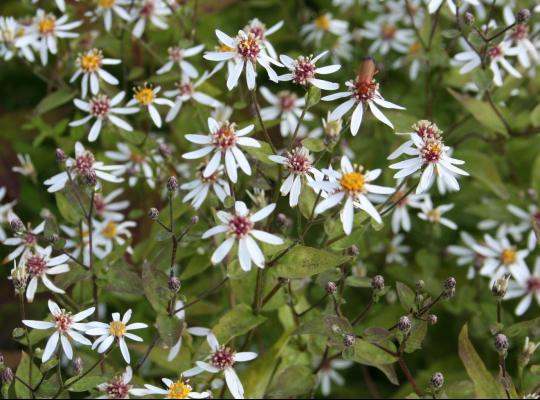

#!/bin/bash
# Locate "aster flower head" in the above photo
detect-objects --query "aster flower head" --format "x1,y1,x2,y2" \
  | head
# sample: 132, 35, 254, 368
418, 196, 457, 230
167, 300, 210, 362
202, 201, 284, 271
96, 219, 136, 256
300, 13, 349, 46
157, 44, 205, 77
507, 204, 539, 250
86, 309, 148, 364
278, 51, 341, 91
180, 164, 231, 210
88, 0, 132, 32
0, 186, 17, 241
105, 143, 157, 188
23, 300, 94, 363
96, 366, 141, 399
385, 234, 411, 265
315, 358, 353, 396
428, 0, 481, 14
322, 58, 405, 135
504, 257, 540, 316
311, 155, 394, 235
244, 18, 283, 60
92, 188, 130, 221
12, 153, 36, 180
182, 117, 259, 183
131, 0, 171, 38
70, 48, 121, 98
447, 231, 485, 279
503, 6, 540, 68
2, 220, 45, 264
127, 83, 174, 128
361, 17, 415, 55
1, 17, 35, 62
23, 246, 70, 302
203, 29, 283, 90
70, 92, 139, 142
133, 377, 210, 399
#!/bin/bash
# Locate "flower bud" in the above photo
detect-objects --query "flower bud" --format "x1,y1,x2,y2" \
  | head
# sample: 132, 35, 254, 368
492, 274, 510, 299
83, 170, 97, 187
523, 337, 539, 358
495, 333, 509, 354
326, 281, 338, 295
343, 334, 356, 347
73, 357, 83, 375
0, 353, 4, 366
167, 176, 179, 192
10, 262, 28, 295
55, 148, 66, 163
276, 213, 292, 228
148, 208, 159, 220
430, 372, 444, 390
517, 9, 530, 23
348, 245, 360, 257
191, 215, 199, 225
9, 214, 24, 233
371, 275, 385, 291
464, 12, 474, 25
1, 368, 13, 385
415, 280, 425, 291
159, 143, 172, 158
398, 316, 412, 333
168, 276, 181, 293
427, 314, 438, 326
444, 277, 456, 290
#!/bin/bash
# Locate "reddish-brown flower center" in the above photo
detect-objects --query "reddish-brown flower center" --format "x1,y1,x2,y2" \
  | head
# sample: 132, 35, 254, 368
351, 78, 378, 103
237, 33, 260, 60
293, 56, 316, 85
176, 82, 194, 96
414, 120, 442, 141
89, 95, 111, 118
168, 47, 183, 62
382, 23, 397, 40
420, 139, 443, 164
93, 195, 106, 215
228, 215, 253, 238
488, 45, 503, 59
106, 378, 131, 399
54, 311, 74, 333
211, 123, 237, 150
512, 24, 529, 41
279, 92, 297, 112
26, 255, 47, 277
210, 347, 235, 370
75, 151, 96, 176
527, 277, 540, 293
140, 0, 155, 16
286, 148, 312, 175
24, 233, 36, 247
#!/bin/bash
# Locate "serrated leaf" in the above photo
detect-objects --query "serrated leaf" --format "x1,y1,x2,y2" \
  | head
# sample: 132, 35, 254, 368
306, 85, 321, 108
274, 245, 349, 278
396, 282, 416, 312
212, 304, 266, 344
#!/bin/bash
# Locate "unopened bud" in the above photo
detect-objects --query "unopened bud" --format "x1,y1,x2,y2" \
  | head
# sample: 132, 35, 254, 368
371, 275, 385, 291
428, 314, 438, 326
55, 148, 66, 163
464, 12, 474, 25
398, 316, 412, 333
9, 214, 24, 233
495, 333, 509, 354
276, 213, 291, 228
517, 9, 531, 23
343, 334, 356, 347
159, 143, 172, 158
73, 357, 83, 375
492, 274, 510, 299
0, 353, 4, 366
167, 176, 178, 192
191, 215, 199, 225
444, 277, 456, 291
326, 281, 338, 295
1, 368, 13, 385
148, 208, 159, 220
10, 262, 28, 294
430, 372, 444, 390
348, 245, 360, 257
415, 280, 425, 291
416, 293, 424, 304
83, 170, 97, 187
168, 276, 181, 293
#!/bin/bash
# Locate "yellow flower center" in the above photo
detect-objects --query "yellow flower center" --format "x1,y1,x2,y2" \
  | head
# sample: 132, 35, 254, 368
109, 320, 127, 337
427, 209, 441, 222
409, 41, 422, 55
130, 153, 144, 163
98, 0, 116, 8
340, 172, 365, 193
168, 380, 192, 399
314, 15, 330, 31
500, 248, 517, 266
38, 17, 56, 35
79, 49, 103, 73
101, 221, 118, 239
382, 24, 397, 39
133, 85, 155, 106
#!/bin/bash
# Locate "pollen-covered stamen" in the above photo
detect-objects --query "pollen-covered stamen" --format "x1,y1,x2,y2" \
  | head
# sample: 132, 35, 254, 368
488, 45, 503, 59
292, 56, 316, 85
420, 138, 443, 164
89, 95, 111, 118
351, 77, 379, 103
210, 346, 236, 370
228, 215, 253, 238
25, 255, 47, 277
109, 320, 127, 337
314, 15, 330, 31
38, 15, 56, 35
168, 380, 192, 399
500, 248, 517, 266
133, 84, 156, 106
77, 49, 103, 73
139, 0, 155, 16
216, 43, 235, 53
285, 148, 313, 175
211, 122, 238, 150
382, 23, 397, 40
527, 277, 540, 293
105, 377, 132, 399
101, 221, 118, 239
74, 151, 96, 178
512, 24, 529, 41
175, 81, 194, 97
340, 171, 365, 194
236, 32, 261, 60
168, 47, 183, 62
413, 120, 442, 141
53, 311, 74, 333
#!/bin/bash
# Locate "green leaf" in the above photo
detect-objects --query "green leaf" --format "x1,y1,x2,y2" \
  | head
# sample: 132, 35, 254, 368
458, 324, 506, 398
244, 141, 275, 165
275, 245, 349, 279
404, 320, 428, 353
301, 137, 326, 152
531, 154, 540, 194
345, 276, 373, 288
55, 192, 84, 225
503, 317, 540, 338
142, 261, 170, 313
298, 185, 317, 219
35, 89, 77, 115
530, 103, 540, 127
15, 352, 42, 398
441, 29, 460, 39
455, 149, 508, 199
266, 365, 316, 398
306, 85, 321, 108
66, 375, 107, 392
212, 304, 266, 344
156, 313, 183, 347
396, 282, 416, 312
295, 314, 352, 346
343, 338, 398, 365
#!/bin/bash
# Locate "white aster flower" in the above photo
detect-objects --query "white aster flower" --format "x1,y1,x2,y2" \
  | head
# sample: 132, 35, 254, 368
92, 188, 130, 222
504, 257, 540, 316
127, 83, 174, 128
418, 196, 457, 230
133, 377, 209, 399
90, 0, 133, 32
180, 165, 230, 210
157, 44, 205, 77
44, 142, 124, 192
0, 17, 35, 62
86, 309, 148, 364
389, 120, 468, 194
361, 18, 414, 55
279, 51, 341, 91
96, 219, 136, 256
23, 300, 94, 363
322, 60, 405, 134
164, 73, 222, 123
488, 41, 522, 86
32, 0, 68, 12
60, 222, 107, 265
182, 117, 259, 183
2, 221, 45, 264
183, 333, 257, 399
131, 0, 171, 38
105, 143, 156, 188
0, 187, 17, 241
428, 0, 480, 14
311, 155, 394, 235
269, 147, 320, 207
167, 300, 210, 361
202, 201, 283, 271
23, 246, 70, 302
474, 234, 530, 284
503, 6, 540, 68
447, 231, 484, 279
96, 366, 141, 399
300, 13, 349, 46
70, 48, 121, 98
203, 29, 282, 90
244, 18, 283, 60
70, 92, 139, 142
315, 358, 353, 396
385, 234, 411, 265
507, 204, 539, 250
329, 33, 354, 65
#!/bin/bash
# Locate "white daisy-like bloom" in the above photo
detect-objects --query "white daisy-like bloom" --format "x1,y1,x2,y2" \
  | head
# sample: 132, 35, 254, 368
504, 257, 540, 316
126, 83, 174, 128
329, 33, 353, 65
259, 87, 313, 138
361, 18, 414, 55
131, 0, 171, 38
44, 142, 124, 193
92, 188, 130, 222
70, 49, 121, 98
473, 234, 530, 284
96, 219, 136, 256
315, 358, 353, 396
12, 153, 36, 179
385, 234, 411, 265
322, 59, 405, 134
183, 333, 257, 399
132, 377, 210, 399
507, 204, 539, 250
503, 6, 540, 68
23, 246, 70, 302
86, 309, 147, 364
311, 155, 394, 235
0, 187, 17, 241
164, 72, 222, 123
268, 147, 320, 207
300, 13, 349, 46
388, 120, 468, 195
428, 0, 480, 14
392, 40, 424, 81
2, 221, 45, 264
156, 44, 205, 77
244, 18, 283, 60
418, 196, 457, 230
452, 39, 482, 76
105, 143, 156, 188
447, 231, 484, 279
278, 51, 341, 91
60, 222, 107, 265
202, 201, 283, 271
182, 117, 260, 183
167, 300, 210, 362
203, 29, 282, 90
32, 0, 68, 12
90, 0, 132, 33
22, 300, 94, 363
70, 92, 139, 142
96, 366, 142, 399
16, 9, 82, 66
180, 165, 230, 210
0, 17, 35, 62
